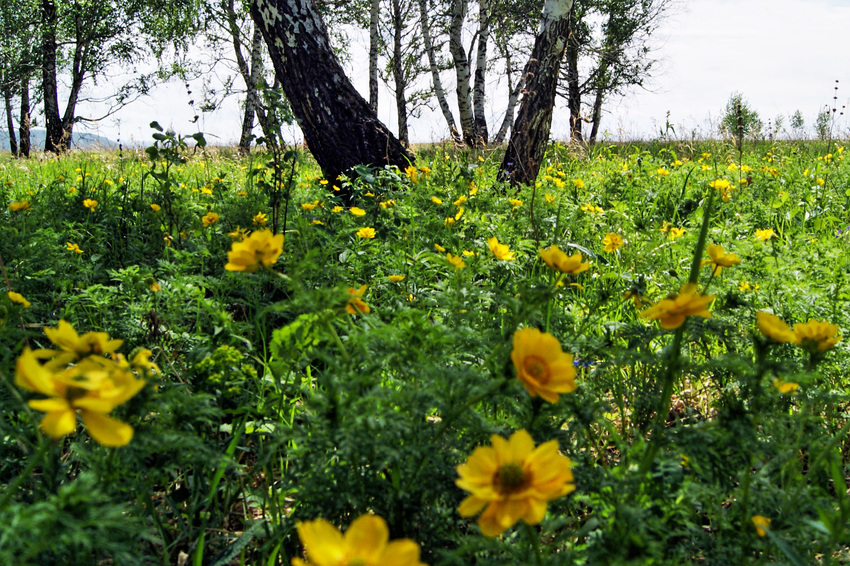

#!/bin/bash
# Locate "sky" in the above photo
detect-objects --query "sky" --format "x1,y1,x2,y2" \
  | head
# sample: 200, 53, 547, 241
73, 0, 850, 147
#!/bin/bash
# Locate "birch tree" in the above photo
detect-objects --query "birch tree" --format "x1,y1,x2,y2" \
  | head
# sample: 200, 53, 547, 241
499, 0, 573, 186
250, 0, 412, 186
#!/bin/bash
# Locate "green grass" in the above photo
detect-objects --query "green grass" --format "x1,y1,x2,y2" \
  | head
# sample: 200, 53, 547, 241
1, 135, 849, 565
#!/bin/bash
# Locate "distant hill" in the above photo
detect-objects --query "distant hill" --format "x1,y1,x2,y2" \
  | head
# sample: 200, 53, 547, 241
0, 129, 118, 152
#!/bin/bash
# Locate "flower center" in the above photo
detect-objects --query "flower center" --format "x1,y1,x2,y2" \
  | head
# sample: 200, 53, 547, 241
496, 462, 527, 493
523, 356, 549, 382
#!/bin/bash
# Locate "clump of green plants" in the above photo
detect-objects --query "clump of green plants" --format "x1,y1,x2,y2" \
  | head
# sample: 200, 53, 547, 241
1, 132, 849, 564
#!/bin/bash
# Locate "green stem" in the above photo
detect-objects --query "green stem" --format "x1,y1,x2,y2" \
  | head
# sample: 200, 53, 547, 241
0, 437, 51, 510
523, 521, 543, 566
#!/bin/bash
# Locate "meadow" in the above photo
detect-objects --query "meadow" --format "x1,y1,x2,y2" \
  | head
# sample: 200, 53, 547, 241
1, 129, 849, 565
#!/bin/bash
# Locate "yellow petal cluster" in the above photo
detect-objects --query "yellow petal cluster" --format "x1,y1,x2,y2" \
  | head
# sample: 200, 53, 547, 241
751, 515, 771, 537
487, 237, 515, 261
704, 243, 741, 275
292, 514, 425, 566
8, 291, 30, 308
756, 311, 842, 352
602, 233, 622, 252
224, 229, 284, 272
639, 283, 715, 329
346, 285, 370, 315
456, 429, 574, 537
446, 253, 466, 269
9, 200, 32, 212
539, 246, 590, 275
14, 320, 151, 446
202, 211, 220, 227
356, 227, 376, 239
511, 328, 577, 403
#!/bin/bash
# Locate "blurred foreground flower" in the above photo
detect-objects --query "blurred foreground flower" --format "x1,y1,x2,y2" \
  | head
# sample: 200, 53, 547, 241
9, 200, 31, 212
640, 283, 714, 330
511, 327, 577, 403
14, 320, 153, 446
224, 229, 284, 272
456, 429, 574, 537
8, 291, 30, 308
292, 514, 426, 566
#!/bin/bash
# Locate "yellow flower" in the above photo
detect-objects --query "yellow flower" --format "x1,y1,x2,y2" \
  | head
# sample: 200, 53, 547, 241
237, 190, 248, 197
201, 186, 213, 195
349, 207, 366, 217
446, 253, 466, 269
253, 212, 268, 226
332, 206, 343, 213
9, 201, 31, 212
83, 199, 98, 211
388, 275, 405, 282
202, 211, 220, 227
14, 321, 147, 447
454, 207, 464, 221
656, 167, 669, 176
453, 195, 468, 206
538, 246, 590, 275
580, 203, 603, 214
751, 515, 771, 537
511, 328, 577, 403
772, 377, 799, 394
346, 285, 370, 315
704, 243, 741, 275
8, 291, 30, 308
149, 281, 161, 292
456, 429, 575, 537
756, 312, 790, 342
602, 232, 622, 252
508, 198, 523, 207
639, 283, 715, 330
356, 227, 376, 239
224, 229, 284, 272
228, 226, 249, 240
487, 237, 515, 261
405, 165, 419, 184
793, 319, 842, 352
66, 242, 84, 254
573, 179, 585, 189
150, 203, 161, 211
431, 196, 443, 205
444, 217, 455, 226
302, 201, 320, 211
816, 178, 825, 186
434, 243, 446, 252
544, 193, 555, 204
291, 514, 425, 566
754, 228, 775, 241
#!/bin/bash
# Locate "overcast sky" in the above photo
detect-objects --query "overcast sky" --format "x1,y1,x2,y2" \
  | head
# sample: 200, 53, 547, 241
76, 0, 850, 147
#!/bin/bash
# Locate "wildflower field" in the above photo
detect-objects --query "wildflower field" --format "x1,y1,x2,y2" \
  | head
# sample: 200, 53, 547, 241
2, 131, 850, 565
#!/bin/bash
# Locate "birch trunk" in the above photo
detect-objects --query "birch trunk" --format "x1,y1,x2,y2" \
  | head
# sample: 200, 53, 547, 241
418, 0, 461, 142
3, 82, 17, 157
390, 0, 409, 146
566, 20, 583, 142
369, 0, 380, 113
449, 0, 478, 146
250, 0, 412, 186
41, 0, 65, 152
499, 0, 574, 186
19, 77, 30, 157
492, 47, 520, 144
472, 0, 489, 143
